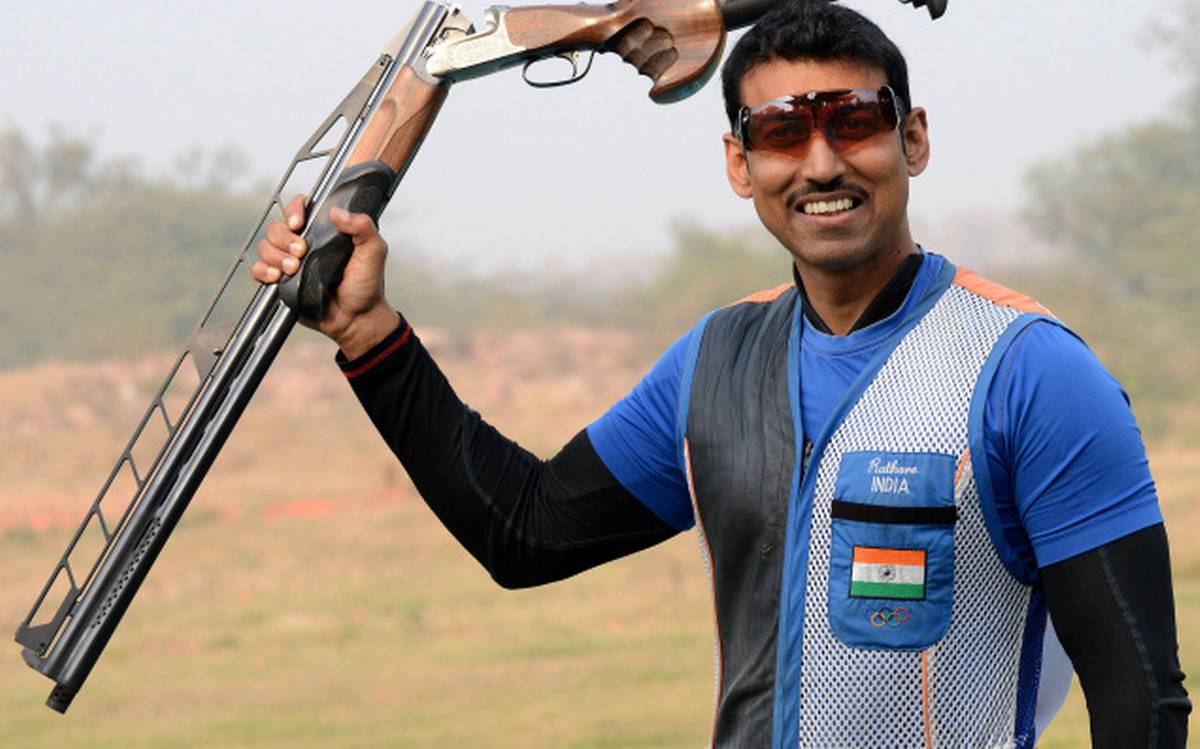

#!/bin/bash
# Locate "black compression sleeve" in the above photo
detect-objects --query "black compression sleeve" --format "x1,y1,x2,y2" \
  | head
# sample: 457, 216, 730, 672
337, 317, 678, 588
1041, 523, 1191, 747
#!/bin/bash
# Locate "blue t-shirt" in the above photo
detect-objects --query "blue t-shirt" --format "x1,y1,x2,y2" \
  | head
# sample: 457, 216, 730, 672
587, 254, 1161, 569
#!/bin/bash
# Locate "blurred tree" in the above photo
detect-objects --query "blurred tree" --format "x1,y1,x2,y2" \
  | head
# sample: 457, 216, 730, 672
0, 126, 127, 227
1020, 0, 1200, 433
1025, 0, 1199, 302
620, 220, 791, 340
1025, 123, 1198, 300
0, 127, 260, 367
0, 129, 41, 222
1153, 0, 1200, 124
0, 127, 621, 368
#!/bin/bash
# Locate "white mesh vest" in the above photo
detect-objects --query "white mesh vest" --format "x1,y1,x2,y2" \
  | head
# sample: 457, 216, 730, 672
681, 261, 1068, 748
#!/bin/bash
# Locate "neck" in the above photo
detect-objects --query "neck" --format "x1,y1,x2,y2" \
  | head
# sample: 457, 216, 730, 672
793, 238, 918, 336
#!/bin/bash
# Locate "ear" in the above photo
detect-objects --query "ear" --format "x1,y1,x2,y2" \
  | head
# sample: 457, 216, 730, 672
902, 107, 930, 177
723, 132, 754, 199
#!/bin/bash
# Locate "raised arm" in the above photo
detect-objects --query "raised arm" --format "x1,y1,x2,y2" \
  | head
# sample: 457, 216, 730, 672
253, 203, 678, 586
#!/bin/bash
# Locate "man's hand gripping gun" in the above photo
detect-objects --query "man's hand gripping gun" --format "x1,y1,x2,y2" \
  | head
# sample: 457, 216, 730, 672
14, 0, 948, 714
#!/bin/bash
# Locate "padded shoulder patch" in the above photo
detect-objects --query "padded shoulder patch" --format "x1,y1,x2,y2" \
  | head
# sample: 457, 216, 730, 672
953, 268, 1052, 316
726, 282, 795, 308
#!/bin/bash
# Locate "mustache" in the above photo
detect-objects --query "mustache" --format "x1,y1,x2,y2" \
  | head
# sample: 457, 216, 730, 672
786, 179, 869, 210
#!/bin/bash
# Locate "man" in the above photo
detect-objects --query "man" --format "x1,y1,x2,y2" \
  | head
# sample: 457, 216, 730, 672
251, 1, 1189, 745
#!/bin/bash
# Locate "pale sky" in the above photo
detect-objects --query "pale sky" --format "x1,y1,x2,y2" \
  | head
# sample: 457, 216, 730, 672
2, 0, 1187, 273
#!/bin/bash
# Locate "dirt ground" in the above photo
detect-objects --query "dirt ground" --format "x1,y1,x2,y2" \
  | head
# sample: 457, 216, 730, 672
1, 332, 1194, 746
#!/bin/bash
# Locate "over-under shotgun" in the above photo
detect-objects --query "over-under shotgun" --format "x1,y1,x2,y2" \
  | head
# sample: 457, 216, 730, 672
15, 0, 948, 714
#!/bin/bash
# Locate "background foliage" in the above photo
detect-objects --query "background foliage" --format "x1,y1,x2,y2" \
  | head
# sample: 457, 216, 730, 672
1, 4, 1196, 746
1013, 1, 1200, 435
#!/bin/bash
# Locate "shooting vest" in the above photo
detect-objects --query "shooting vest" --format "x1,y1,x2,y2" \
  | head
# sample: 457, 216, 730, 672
680, 260, 1063, 748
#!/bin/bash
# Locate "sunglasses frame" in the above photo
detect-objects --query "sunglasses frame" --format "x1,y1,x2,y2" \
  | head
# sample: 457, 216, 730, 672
736, 85, 905, 156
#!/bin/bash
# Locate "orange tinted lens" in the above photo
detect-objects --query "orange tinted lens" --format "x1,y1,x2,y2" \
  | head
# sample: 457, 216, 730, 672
824, 94, 894, 146
746, 104, 814, 157
744, 88, 897, 157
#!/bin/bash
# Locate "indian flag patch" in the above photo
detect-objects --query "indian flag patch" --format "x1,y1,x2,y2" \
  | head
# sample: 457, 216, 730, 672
850, 546, 926, 600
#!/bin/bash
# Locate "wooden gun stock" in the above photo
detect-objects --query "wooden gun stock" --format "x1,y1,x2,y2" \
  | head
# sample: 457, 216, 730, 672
505, 0, 725, 103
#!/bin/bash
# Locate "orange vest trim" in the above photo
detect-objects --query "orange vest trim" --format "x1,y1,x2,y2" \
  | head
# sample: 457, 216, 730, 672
952, 267, 1052, 316
727, 282, 795, 308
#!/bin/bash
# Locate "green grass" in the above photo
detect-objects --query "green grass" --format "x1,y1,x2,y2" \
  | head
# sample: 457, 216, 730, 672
2, 509, 714, 748
1, 342, 1194, 747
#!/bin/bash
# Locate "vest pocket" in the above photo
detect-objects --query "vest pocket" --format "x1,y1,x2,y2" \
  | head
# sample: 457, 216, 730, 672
826, 451, 957, 651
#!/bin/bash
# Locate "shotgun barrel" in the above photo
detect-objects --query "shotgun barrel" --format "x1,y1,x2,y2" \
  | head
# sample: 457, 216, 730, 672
14, 1, 462, 712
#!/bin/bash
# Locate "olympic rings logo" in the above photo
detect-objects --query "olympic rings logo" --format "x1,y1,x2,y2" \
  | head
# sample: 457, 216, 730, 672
869, 607, 910, 628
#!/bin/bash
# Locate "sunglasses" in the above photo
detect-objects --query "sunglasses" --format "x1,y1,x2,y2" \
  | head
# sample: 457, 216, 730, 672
736, 86, 903, 158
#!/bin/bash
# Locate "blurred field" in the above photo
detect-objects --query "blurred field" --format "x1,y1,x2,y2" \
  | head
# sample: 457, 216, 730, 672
0, 330, 1194, 747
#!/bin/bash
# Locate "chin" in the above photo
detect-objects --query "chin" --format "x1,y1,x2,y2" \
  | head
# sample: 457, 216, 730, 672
789, 240, 881, 273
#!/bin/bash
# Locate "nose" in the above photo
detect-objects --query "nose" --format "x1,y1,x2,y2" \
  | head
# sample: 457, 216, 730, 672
800, 132, 848, 184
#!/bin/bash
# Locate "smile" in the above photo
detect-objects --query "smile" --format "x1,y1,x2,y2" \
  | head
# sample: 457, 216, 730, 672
800, 197, 860, 216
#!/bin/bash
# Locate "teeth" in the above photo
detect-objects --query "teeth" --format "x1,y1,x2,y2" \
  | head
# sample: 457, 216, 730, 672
802, 198, 856, 215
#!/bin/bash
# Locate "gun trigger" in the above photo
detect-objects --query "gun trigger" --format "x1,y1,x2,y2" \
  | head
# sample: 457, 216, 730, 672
522, 50, 595, 89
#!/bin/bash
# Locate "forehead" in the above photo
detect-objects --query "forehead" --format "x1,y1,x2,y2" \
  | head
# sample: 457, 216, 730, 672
739, 58, 888, 107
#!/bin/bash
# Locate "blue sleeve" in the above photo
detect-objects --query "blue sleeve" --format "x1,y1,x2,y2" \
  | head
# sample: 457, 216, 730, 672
586, 329, 696, 531
984, 321, 1162, 568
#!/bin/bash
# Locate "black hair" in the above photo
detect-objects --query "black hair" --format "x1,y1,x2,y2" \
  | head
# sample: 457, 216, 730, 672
721, 0, 912, 132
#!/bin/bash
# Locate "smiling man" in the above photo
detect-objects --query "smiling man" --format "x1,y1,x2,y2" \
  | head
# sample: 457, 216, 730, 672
251, 0, 1189, 746
723, 57, 925, 333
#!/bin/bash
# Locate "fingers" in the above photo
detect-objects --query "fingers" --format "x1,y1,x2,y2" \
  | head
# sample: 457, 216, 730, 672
251, 259, 283, 284
253, 232, 302, 282
266, 217, 306, 259
251, 238, 294, 283
284, 194, 307, 231
249, 200, 386, 286
250, 196, 309, 284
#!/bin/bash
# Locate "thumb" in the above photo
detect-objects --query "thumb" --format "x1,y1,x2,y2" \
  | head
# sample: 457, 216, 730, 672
328, 206, 388, 268
328, 206, 378, 247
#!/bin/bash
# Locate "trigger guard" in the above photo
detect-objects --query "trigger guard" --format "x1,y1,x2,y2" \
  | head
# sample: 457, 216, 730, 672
521, 50, 595, 89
